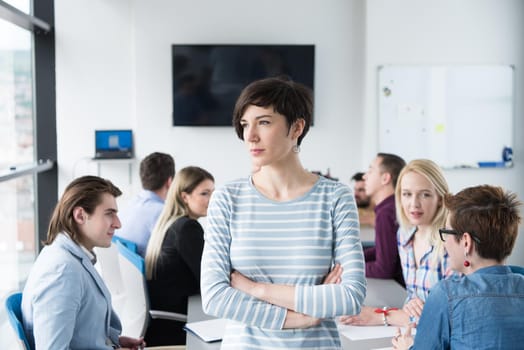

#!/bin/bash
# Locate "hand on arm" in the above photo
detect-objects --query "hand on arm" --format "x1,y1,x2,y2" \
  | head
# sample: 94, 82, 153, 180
282, 310, 321, 329
230, 271, 315, 328
230, 270, 295, 310
339, 306, 383, 326
230, 264, 343, 328
322, 263, 343, 284
283, 264, 343, 329
402, 297, 425, 323
339, 306, 410, 327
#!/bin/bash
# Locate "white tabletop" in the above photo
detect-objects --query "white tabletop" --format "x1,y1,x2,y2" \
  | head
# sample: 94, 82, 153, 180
185, 277, 405, 350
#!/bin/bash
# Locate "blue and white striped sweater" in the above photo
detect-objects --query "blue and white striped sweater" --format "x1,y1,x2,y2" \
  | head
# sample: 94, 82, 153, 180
201, 176, 366, 349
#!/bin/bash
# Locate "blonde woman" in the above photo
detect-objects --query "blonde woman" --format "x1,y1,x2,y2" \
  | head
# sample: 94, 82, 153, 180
144, 166, 214, 346
341, 159, 453, 327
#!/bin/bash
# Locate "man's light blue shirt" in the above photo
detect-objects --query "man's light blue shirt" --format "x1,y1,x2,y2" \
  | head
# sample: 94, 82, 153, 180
116, 190, 164, 257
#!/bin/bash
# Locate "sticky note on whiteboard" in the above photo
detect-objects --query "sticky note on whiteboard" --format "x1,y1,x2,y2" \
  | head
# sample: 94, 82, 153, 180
435, 123, 445, 133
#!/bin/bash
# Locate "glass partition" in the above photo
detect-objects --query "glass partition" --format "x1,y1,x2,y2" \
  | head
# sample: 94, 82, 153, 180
0, 17, 36, 297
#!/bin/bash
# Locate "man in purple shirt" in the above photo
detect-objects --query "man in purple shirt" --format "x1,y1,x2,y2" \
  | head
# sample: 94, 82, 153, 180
363, 153, 405, 285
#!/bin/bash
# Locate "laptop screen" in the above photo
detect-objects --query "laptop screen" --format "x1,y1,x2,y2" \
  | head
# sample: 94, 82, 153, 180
94, 130, 134, 158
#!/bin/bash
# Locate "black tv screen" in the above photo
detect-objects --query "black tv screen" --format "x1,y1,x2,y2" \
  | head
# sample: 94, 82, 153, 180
172, 44, 315, 126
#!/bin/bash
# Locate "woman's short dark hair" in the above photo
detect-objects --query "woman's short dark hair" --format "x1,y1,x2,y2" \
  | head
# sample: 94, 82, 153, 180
444, 185, 522, 262
44, 176, 122, 245
232, 76, 313, 146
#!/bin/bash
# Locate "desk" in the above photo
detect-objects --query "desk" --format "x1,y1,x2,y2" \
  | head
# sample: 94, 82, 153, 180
186, 296, 220, 350
186, 277, 405, 350
364, 278, 406, 308
339, 278, 406, 349
340, 333, 393, 350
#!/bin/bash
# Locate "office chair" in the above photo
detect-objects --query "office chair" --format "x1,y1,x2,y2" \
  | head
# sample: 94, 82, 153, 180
116, 241, 187, 336
112, 235, 138, 254
114, 239, 150, 337
95, 241, 187, 347
94, 242, 127, 315
5, 292, 31, 350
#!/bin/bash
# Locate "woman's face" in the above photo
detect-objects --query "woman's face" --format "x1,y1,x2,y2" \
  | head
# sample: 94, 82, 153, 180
400, 171, 441, 227
239, 105, 300, 169
182, 179, 215, 219
442, 216, 465, 273
76, 193, 121, 251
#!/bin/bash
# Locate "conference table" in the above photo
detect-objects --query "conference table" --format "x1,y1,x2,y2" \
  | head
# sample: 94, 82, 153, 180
185, 277, 406, 350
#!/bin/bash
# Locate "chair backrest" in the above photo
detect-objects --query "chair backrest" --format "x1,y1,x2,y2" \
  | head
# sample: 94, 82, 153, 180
94, 243, 127, 314
5, 292, 31, 350
115, 240, 150, 338
97, 240, 187, 340
112, 235, 138, 254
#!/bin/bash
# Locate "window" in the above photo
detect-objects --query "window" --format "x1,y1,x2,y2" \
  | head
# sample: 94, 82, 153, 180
0, 0, 56, 301
3, 0, 30, 14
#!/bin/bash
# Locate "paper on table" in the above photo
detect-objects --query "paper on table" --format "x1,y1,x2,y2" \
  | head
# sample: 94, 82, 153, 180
338, 324, 395, 340
183, 318, 227, 342
338, 324, 415, 340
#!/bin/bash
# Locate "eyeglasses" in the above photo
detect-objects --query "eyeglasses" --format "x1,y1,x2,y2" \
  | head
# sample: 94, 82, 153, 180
438, 228, 481, 244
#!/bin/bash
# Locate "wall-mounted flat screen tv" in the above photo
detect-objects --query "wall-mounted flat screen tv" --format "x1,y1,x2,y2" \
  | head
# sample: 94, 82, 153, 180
172, 44, 315, 126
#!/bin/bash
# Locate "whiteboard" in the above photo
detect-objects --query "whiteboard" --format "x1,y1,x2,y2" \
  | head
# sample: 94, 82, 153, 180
378, 65, 514, 168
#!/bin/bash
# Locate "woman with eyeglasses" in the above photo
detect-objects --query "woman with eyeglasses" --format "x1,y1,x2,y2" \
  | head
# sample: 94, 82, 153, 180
392, 184, 524, 349
340, 159, 453, 327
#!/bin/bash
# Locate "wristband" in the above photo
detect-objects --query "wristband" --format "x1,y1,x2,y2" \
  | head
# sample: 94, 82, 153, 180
374, 306, 398, 326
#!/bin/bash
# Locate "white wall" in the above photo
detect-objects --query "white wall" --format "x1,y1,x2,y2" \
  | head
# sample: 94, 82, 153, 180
55, 0, 365, 193
55, 0, 136, 200
132, 0, 366, 187
54, 0, 524, 264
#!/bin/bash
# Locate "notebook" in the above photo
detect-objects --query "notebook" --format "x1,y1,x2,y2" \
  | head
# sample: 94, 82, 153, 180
93, 130, 134, 159
183, 318, 227, 342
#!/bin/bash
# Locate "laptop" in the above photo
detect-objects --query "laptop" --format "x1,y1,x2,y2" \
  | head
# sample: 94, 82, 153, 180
94, 130, 134, 159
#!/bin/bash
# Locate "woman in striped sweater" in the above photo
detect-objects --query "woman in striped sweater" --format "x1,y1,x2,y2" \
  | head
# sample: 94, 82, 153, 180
200, 76, 367, 349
